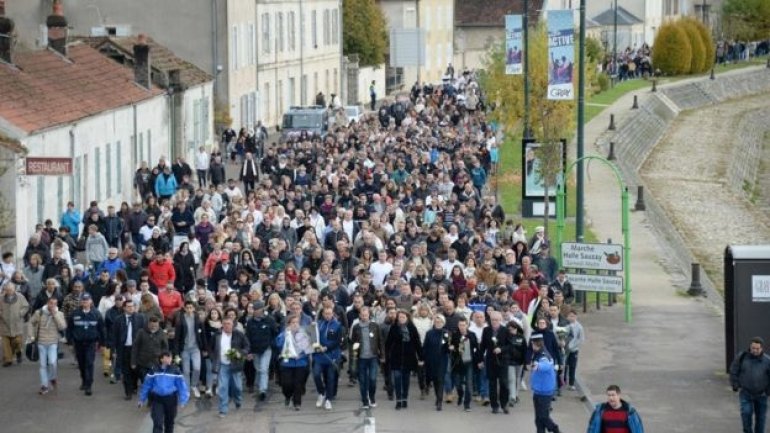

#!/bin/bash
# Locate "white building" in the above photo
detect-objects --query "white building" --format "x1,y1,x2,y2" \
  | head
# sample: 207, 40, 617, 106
0, 38, 171, 257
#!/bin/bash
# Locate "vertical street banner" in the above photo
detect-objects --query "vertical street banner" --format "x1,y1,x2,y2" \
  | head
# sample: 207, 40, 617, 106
547, 10, 575, 100
505, 15, 523, 75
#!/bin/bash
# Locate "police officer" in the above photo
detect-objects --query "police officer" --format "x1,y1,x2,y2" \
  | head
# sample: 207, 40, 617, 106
66, 292, 105, 396
138, 351, 190, 433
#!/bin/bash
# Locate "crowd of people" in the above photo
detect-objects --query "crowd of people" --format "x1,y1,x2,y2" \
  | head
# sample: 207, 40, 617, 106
0, 70, 642, 433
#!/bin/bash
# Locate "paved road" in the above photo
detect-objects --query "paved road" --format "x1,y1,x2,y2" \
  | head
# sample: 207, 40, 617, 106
0, 351, 590, 433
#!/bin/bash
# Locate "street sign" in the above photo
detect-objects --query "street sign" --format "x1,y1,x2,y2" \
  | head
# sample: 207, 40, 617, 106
25, 157, 73, 175
561, 242, 623, 271
567, 273, 623, 293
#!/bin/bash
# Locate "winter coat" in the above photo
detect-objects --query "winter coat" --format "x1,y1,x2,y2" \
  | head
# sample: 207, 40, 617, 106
149, 259, 176, 289
312, 317, 344, 365
587, 401, 645, 433
172, 252, 196, 292
385, 322, 423, 371
60, 210, 82, 238
449, 331, 482, 373
29, 307, 66, 344
479, 325, 510, 369
246, 314, 279, 354
155, 173, 178, 197
212, 330, 250, 373
22, 265, 45, 300
423, 327, 450, 381
0, 294, 30, 336
350, 321, 384, 360
172, 313, 206, 354
131, 328, 169, 369
730, 350, 770, 396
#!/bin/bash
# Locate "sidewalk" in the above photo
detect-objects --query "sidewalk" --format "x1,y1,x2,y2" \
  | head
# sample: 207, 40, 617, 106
575, 74, 741, 432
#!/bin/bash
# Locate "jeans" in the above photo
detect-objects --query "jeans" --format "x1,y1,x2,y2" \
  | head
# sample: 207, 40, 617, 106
740, 390, 768, 433
181, 347, 201, 388
564, 351, 578, 387
444, 354, 454, 394
312, 359, 339, 401
357, 358, 378, 405
534, 394, 559, 433
38, 343, 59, 387
252, 349, 272, 393
474, 364, 489, 398
453, 362, 474, 408
74, 340, 97, 389
392, 368, 412, 403
217, 364, 243, 414
205, 358, 215, 390
196, 169, 208, 187
507, 365, 523, 401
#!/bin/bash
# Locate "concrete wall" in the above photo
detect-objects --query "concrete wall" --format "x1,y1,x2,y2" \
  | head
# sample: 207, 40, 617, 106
13, 96, 170, 257
352, 65, 387, 107
727, 108, 770, 199
454, 26, 500, 72
182, 82, 216, 163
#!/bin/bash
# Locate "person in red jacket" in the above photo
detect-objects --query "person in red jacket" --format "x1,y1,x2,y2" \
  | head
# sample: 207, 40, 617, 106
512, 277, 539, 314
158, 282, 184, 321
149, 254, 176, 289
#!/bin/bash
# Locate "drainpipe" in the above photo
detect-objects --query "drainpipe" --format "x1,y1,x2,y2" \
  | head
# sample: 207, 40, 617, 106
300, 0, 305, 105
255, 0, 261, 119
212, 0, 219, 98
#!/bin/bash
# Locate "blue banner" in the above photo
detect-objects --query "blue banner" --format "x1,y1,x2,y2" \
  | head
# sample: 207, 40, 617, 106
547, 10, 575, 100
505, 15, 523, 75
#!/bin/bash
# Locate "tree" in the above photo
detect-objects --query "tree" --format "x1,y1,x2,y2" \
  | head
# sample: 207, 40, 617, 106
652, 22, 692, 75
723, 0, 770, 41
691, 19, 715, 72
682, 20, 706, 74
343, 0, 388, 66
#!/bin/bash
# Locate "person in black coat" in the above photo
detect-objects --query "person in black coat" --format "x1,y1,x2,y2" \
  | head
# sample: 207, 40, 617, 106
173, 301, 207, 397
450, 317, 482, 411
502, 320, 527, 405
479, 311, 511, 414
173, 243, 196, 294
385, 310, 422, 410
423, 315, 451, 410
209, 260, 237, 290
112, 298, 147, 399
239, 153, 259, 196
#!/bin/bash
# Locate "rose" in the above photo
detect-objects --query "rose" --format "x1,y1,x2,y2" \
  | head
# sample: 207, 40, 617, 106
173, 355, 182, 365
352, 342, 361, 351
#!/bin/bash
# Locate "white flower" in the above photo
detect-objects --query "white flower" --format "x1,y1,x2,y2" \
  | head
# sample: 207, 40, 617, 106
353, 342, 361, 351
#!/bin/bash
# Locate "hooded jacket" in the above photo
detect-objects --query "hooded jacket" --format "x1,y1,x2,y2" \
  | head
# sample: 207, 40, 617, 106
730, 350, 770, 396
587, 400, 645, 433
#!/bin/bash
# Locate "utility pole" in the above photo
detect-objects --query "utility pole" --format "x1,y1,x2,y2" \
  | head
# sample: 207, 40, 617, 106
576, 0, 586, 242
613, 0, 618, 82
523, 0, 531, 139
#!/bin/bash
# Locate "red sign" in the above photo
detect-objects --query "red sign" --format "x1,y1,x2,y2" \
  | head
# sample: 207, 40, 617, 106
26, 157, 73, 175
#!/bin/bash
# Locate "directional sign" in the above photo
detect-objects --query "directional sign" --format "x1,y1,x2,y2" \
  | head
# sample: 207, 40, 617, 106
561, 242, 623, 271
567, 274, 623, 293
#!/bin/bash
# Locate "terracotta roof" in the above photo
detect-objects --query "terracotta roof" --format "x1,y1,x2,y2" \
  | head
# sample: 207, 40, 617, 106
0, 43, 163, 134
78, 35, 213, 89
455, 0, 544, 27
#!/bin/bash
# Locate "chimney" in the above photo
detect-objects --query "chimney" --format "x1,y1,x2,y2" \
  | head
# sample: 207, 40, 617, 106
133, 33, 151, 89
0, 16, 13, 64
168, 69, 182, 91
46, 0, 68, 56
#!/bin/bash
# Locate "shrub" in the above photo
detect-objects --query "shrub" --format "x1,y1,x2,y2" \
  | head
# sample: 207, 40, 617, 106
652, 22, 692, 75
597, 73, 610, 92
682, 20, 706, 74
691, 19, 715, 72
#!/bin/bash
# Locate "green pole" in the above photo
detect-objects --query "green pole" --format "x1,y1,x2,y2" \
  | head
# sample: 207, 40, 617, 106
622, 186, 631, 323
556, 181, 566, 268
523, 0, 531, 139
576, 0, 586, 243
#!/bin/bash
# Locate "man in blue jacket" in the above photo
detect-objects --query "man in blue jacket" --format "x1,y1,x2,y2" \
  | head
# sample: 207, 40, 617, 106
312, 307, 344, 410
530, 334, 560, 433
155, 166, 178, 201
586, 384, 645, 433
138, 351, 190, 433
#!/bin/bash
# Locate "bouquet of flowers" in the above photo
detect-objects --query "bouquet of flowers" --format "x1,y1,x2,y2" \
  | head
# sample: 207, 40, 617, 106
312, 342, 324, 353
173, 355, 182, 366
225, 348, 245, 372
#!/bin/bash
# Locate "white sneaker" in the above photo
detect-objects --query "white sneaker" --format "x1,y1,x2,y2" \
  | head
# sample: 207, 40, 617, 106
324, 399, 333, 410
205, 389, 213, 398
192, 387, 201, 399
316, 394, 326, 408
520, 380, 528, 391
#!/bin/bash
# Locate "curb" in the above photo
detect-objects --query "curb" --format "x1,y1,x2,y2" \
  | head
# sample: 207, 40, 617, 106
575, 374, 597, 413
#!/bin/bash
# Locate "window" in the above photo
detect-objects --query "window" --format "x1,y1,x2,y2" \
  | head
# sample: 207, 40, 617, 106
311, 10, 317, 48
231, 25, 239, 70
332, 9, 339, 44
325, 69, 329, 94
278, 80, 284, 116
202, 97, 210, 144
37, 177, 44, 224
57, 177, 63, 221
116, 141, 122, 194
289, 77, 295, 106
288, 12, 296, 51
301, 74, 307, 104
263, 83, 271, 124
248, 23, 256, 65
147, 130, 152, 165
278, 12, 284, 52
194, 99, 201, 145
314, 72, 319, 97
262, 13, 271, 53
139, 133, 144, 164
74, 157, 81, 209
323, 9, 330, 45
106, 142, 112, 197
333, 68, 337, 94
240, 94, 248, 128
95, 147, 101, 201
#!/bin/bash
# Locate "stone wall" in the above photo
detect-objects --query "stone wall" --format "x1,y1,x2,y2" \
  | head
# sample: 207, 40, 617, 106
727, 108, 770, 198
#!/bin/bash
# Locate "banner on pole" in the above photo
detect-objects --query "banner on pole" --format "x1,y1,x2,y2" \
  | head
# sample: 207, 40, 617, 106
547, 10, 575, 100
505, 15, 523, 75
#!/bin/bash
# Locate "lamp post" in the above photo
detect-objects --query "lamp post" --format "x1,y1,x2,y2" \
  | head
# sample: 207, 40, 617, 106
613, 0, 618, 79
576, 0, 586, 242
523, 0, 531, 139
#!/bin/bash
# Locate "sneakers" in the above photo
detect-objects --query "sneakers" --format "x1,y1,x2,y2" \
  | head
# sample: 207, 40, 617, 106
482, 398, 490, 406
259, 392, 266, 401
464, 407, 472, 412
324, 399, 333, 410
520, 380, 528, 391
39, 386, 49, 395
85, 388, 93, 396
192, 387, 201, 399
369, 400, 377, 408
49, 379, 57, 389
316, 394, 326, 408
285, 398, 291, 408
568, 385, 576, 391
218, 412, 226, 419
205, 389, 213, 398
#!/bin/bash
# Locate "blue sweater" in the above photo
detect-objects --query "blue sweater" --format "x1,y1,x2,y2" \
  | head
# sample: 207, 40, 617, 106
155, 173, 178, 197
530, 349, 557, 396
312, 318, 343, 364
139, 364, 190, 405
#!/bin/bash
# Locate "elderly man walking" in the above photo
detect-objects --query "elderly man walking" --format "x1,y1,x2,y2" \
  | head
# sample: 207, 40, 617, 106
0, 282, 29, 366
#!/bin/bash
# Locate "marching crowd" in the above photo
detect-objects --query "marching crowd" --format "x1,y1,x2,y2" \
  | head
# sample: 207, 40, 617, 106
0, 71, 650, 433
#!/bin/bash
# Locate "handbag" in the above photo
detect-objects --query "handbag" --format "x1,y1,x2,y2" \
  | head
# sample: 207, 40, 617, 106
25, 312, 42, 362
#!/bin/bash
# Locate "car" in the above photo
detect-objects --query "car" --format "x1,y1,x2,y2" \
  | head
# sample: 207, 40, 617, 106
344, 105, 363, 124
